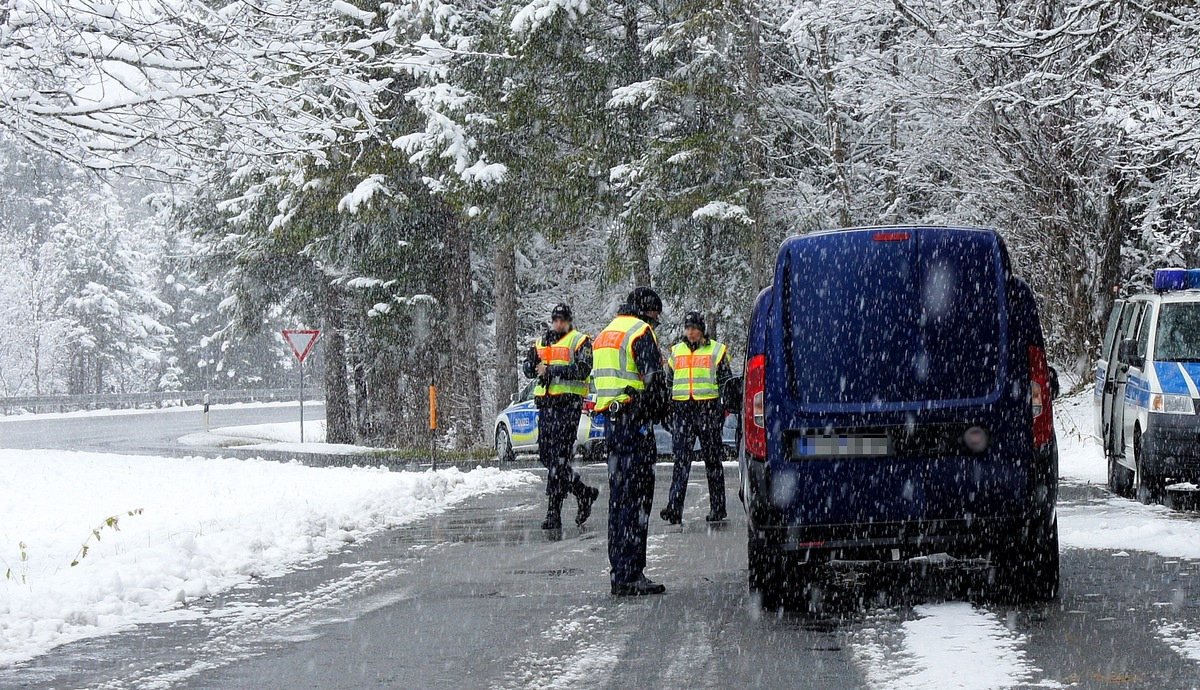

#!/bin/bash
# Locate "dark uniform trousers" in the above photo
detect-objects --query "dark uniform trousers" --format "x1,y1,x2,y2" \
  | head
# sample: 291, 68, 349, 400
606, 418, 657, 586
537, 394, 587, 503
665, 399, 726, 516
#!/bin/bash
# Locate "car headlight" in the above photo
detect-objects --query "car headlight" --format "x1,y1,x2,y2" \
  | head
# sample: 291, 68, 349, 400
1151, 392, 1195, 415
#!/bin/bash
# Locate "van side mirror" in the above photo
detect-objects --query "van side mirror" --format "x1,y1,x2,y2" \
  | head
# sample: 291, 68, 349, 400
510, 392, 520, 404
1118, 338, 1142, 368
721, 376, 744, 414
1048, 365, 1060, 400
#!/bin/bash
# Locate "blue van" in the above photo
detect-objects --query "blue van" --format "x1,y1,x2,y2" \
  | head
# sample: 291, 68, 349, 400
740, 226, 1058, 606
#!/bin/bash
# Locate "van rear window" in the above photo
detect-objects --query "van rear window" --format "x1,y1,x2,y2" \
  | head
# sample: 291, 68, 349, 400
784, 229, 1005, 406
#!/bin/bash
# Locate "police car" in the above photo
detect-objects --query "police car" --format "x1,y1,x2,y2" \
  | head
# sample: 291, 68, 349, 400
1095, 268, 1200, 503
493, 380, 606, 463
494, 379, 741, 463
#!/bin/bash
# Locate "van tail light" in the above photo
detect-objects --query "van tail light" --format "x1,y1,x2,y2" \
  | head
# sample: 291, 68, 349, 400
744, 354, 767, 459
1029, 345, 1053, 447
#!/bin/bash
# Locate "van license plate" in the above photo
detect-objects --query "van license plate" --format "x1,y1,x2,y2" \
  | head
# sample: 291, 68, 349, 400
792, 435, 892, 458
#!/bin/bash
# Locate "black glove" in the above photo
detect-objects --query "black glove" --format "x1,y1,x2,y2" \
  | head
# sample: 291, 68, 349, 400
720, 378, 744, 414
607, 386, 641, 421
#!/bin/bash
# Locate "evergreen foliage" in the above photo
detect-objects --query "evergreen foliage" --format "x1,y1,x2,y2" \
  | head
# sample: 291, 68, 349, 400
4, 0, 1200, 442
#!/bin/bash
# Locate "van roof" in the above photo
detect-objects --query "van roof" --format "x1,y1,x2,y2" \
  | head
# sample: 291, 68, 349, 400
786, 224, 998, 241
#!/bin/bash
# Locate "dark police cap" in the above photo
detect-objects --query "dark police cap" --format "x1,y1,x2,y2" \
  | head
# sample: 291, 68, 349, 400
550, 303, 573, 321
626, 287, 662, 315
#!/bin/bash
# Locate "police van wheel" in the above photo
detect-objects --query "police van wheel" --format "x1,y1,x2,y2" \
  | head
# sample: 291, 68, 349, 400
1134, 427, 1163, 505
1108, 453, 1134, 498
495, 425, 516, 463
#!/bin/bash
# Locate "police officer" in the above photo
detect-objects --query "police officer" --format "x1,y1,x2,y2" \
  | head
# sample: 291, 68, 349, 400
523, 303, 600, 530
661, 311, 735, 524
593, 287, 671, 596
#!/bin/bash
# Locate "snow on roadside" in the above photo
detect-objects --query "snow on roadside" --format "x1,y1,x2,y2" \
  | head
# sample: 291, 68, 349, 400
1052, 389, 1200, 559
0, 449, 538, 666
1054, 389, 1107, 487
851, 602, 1057, 690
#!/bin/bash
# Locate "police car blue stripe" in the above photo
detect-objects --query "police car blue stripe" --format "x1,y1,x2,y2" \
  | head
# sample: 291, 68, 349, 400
1154, 361, 1193, 397
1181, 363, 1200, 397
1126, 375, 1152, 409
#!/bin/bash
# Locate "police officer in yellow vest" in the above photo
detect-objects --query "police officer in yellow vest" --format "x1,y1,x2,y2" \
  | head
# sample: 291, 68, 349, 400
594, 287, 671, 596
661, 311, 735, 524
522, 303, 600, 530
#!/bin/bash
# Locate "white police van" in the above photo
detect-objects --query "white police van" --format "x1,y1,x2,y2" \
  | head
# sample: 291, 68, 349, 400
1096, 268, 1200, 503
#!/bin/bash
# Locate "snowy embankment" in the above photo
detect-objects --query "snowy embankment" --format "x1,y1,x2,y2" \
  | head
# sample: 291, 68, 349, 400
0, 450, 538, 666
178, 419, 377, 455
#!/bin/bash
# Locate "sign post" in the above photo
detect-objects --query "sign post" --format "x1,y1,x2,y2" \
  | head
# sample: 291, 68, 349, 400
429, 384, 437, 470
282, 329, 320, 443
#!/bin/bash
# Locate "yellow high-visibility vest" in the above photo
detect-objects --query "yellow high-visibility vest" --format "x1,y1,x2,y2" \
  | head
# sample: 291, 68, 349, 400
534, 329, 589, 397
669, 340, 726, 401
592, 315, 657, 412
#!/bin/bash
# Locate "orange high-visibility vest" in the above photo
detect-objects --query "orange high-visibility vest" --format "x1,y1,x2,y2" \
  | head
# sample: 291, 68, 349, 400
534, 329, 589, 397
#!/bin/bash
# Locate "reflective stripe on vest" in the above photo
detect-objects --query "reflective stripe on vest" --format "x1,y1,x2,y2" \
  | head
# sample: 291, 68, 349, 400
592, 315, 654, 412
534, 330, 589, 397
670, 341, 725, 401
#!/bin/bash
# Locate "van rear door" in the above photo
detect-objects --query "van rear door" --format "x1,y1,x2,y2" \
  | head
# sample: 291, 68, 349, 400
777, 227, 1005, 411
767, 227, 1015, 526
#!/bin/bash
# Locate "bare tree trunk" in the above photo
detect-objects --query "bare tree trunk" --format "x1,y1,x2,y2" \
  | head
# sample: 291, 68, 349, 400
743, 0, 771, 292
629, 226, 652, 287
817, 26, 852, 227
322, 279, 354, 444
350, 319, 369, 439
494, 236, 518, 415
1095, 172, 1128, 359
443, 213, 482, 448
621, 0, 653, 289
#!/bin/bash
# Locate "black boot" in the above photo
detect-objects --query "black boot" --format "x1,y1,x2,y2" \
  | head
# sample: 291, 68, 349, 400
611, 577, 666, 596
575, 485, 599, 526
541, 498, 562, 530
705, 508, 727, 523
660, 507, 682, 525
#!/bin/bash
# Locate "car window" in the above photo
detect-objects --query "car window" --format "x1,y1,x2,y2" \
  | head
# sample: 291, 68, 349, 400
1135, 305, 1154, 361
1155, 303, 1200, 362
519, 380, 537, 402
1100, 300, 1125, 360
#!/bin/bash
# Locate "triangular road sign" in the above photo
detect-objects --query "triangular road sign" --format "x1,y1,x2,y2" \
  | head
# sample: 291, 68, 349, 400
282, 329, 320, 363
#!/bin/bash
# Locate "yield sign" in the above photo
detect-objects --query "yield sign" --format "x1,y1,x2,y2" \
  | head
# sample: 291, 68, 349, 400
282, 329, 320, 363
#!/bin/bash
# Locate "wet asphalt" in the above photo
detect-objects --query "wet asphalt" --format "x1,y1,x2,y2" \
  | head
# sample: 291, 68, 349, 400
6, 460, 1200, 689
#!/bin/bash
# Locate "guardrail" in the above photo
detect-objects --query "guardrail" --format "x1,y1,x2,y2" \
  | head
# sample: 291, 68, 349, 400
0, 388, 324, 415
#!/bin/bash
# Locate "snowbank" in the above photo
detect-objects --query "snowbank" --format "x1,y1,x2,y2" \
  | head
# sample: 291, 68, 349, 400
0, 450, 538, 666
